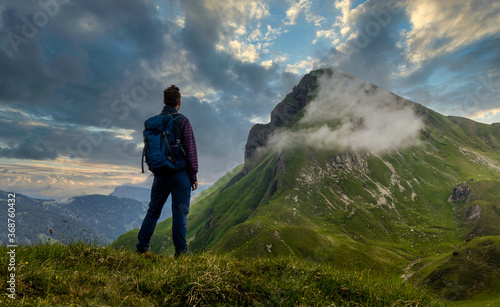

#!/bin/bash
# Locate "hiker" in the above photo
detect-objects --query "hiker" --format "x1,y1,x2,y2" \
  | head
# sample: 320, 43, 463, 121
137, 85, 198, 257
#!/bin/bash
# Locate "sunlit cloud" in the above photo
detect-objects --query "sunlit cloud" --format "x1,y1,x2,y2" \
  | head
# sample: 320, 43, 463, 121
470, 107, 500, 122
398, 0, 500, 73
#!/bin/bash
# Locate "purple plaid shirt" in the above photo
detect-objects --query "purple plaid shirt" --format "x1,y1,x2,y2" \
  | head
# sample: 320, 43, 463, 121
180, 117, 198, 184
159, 105, 198, 184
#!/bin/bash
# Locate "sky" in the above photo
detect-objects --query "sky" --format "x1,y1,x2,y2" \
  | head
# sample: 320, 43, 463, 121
0, 0, 499, 199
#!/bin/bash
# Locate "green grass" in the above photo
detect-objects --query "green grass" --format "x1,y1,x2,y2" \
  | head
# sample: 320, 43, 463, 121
416, 236, 500, 302
0, 242, 443, 306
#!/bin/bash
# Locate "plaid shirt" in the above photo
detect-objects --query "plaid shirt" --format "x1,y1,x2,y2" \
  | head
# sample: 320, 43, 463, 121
159, 106, 198, 184
180, 117, 198, 184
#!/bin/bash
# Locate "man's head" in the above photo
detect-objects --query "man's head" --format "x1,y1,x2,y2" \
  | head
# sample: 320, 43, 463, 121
163, 85, 181, 108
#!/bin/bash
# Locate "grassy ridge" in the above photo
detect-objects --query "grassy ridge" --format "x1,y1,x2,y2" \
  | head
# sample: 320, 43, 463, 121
1, 242, 443, 306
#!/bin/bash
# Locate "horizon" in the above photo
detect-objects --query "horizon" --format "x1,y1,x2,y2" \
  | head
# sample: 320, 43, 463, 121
1, 0, 499, 199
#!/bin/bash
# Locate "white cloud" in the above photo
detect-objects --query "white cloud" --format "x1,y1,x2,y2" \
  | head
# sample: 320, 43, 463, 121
470, 107, 500, 122
261, 55, 287, 69
334, 0, 355, 37
399, 0, 500, 68
305, 8, 326, 27
248, 1, 270, 20
285, 57, 321, 74
268, 70, 424, 153
226, 40, 260, 63
313, 29, 339, 45
284, 0, 311, 25
284, 0, 325, 27
175, 15, 185, 28
200, 0, 275, 63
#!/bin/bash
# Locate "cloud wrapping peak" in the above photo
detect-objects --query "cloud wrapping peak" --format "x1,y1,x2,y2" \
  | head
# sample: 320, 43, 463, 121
269, 70, 425, 153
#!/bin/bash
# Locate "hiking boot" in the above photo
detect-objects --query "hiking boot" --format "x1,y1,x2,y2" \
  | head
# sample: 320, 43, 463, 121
174, 248, 188, 258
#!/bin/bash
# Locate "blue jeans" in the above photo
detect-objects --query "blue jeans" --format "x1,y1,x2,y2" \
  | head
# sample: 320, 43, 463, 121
137, 171, 191, 255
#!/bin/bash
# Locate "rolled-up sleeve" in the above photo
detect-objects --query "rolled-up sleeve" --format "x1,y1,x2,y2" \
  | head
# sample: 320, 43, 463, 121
180, 118, 198, 184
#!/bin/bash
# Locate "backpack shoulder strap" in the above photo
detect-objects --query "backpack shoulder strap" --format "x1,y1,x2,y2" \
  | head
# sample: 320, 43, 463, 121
171, 113, 187, 157
171, 113, 185, 137
172, 113, 185, 122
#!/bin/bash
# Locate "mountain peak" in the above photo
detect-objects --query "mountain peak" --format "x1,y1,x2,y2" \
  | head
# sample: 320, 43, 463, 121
244, 68, 425, 174
244, 69, 327, 173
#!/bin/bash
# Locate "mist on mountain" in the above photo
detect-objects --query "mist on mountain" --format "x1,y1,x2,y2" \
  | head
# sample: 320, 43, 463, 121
268, 70, 424, 153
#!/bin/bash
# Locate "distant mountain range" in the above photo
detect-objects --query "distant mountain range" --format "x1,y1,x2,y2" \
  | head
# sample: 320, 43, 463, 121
0, 186, 171, 245
113, 68, 500, 302
110, 185, 152, 202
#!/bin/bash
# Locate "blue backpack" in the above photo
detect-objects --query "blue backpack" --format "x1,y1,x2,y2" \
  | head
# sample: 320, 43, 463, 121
141, 113, 187, 176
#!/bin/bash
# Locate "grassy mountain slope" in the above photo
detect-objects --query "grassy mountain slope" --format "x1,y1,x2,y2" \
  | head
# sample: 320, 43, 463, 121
112, 69, 500, 302
0, 243, 444, 306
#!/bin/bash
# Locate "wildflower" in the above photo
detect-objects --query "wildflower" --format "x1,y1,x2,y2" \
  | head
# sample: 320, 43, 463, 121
25, 262, 28, 264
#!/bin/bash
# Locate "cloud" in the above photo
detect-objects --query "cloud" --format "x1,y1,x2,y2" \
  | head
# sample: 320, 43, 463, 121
267, 70, 424, 153
395, 37, 500, 120
285, 57, 321, 74
284, 0, 311, 25
185, 0, 271, 64
0, 0, 301, 197
284, 0, 325, 27
313, 0, 408, 89
0, 133, 58, 160
470, 107, 500, 122
399, 0, 500, 72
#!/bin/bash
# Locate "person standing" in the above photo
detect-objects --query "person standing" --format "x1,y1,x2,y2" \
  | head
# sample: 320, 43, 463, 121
137, 85, 198, 257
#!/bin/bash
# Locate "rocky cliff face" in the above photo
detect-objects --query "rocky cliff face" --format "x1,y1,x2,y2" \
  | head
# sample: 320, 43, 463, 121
270, 73, 317, 126
243, 71, 320, 174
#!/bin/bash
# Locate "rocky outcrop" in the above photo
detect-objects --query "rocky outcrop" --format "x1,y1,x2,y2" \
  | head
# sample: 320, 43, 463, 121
329, 152, 369, 174
270, 73, 316, 126
465, 204, 481, 223
244, 124, 272, 173
243, 71, 321, 174
449, 182, 471, 202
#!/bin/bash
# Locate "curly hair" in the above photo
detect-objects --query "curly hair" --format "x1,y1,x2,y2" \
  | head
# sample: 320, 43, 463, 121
163, 85, 181, 106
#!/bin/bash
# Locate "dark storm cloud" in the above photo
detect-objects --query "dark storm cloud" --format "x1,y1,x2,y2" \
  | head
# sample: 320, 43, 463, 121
0, 0, 170, 118
317, 0, 409, 89
0, 133, 58, 160
0, 108, 141, 166
0, 0, 177, 164
179, 0, 291, 114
